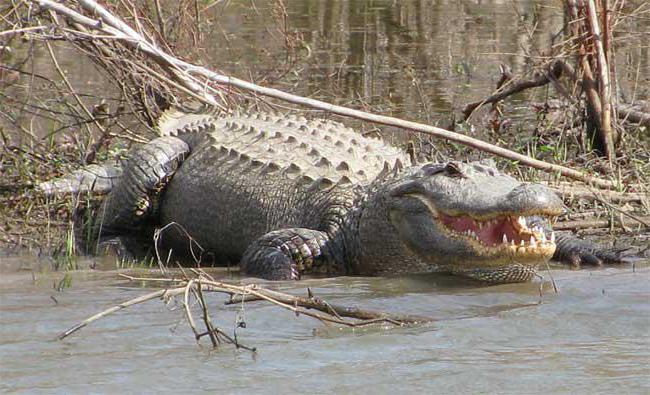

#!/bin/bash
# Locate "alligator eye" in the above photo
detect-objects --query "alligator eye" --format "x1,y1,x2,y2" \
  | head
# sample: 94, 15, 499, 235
444, 162, 466, 178
420, 163, 445, 176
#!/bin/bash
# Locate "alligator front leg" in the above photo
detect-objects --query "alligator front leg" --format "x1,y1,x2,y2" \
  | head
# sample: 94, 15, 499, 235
240, 228, 339, 280
552, 232, 633, 268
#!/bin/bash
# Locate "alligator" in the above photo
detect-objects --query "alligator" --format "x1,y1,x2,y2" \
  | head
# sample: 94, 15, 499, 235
40, 110, 629, 282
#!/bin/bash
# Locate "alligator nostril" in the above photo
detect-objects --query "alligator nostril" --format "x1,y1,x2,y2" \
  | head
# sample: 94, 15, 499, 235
504, 183, 563, 211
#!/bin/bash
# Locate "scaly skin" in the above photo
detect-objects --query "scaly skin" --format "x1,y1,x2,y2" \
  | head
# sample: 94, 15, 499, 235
40, 110, 633, 282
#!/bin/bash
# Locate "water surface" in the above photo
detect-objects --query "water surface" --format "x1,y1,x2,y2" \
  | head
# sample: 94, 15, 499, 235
1, 262, 648, 393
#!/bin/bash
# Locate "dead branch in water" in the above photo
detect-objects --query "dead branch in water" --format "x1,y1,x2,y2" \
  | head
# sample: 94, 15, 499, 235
462, 58, 650, 129
56, 271, 429, 351
462, 60, 566, 121
25, 0, 620, 189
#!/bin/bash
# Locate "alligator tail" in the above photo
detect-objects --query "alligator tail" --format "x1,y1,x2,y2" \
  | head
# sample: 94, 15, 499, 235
38, 164, 122, 197
100, 136, 190, 234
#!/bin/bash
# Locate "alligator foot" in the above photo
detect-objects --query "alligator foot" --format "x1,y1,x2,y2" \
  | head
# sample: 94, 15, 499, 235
552, 231, 637, 269
95, 236, 137, 262
240, 228, 336, 280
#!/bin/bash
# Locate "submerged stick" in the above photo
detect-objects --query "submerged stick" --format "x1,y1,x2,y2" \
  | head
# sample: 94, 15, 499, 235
32, 0, 619, 189
56, 275, 429, 345
56, 288, 175, 340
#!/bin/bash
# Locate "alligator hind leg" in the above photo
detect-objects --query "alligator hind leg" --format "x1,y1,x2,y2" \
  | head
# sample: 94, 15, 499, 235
240, 228, 341, 280
99, 136, 190, 235
552, 232, 635, 268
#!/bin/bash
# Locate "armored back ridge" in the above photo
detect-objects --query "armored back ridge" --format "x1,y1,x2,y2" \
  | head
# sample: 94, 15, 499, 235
163, 110, 407, 184
43, 109, 630, 282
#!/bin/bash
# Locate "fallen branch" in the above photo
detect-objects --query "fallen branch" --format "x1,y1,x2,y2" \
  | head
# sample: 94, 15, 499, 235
617, 104, 650, 128
462, 60, 566, 121
56, 288, 171, 340
56, 272, 430, 350
554, 216, 650, 231
545, 181, 648, 204
464, 57, 650, 131
31, 0, 619, 189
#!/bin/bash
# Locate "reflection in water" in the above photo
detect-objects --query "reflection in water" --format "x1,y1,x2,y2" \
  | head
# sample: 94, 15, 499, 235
202, 0, 647, 125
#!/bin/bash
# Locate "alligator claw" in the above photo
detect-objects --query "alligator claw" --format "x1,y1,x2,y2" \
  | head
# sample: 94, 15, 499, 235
241, 248, 299, 280
553, 232, 640, 269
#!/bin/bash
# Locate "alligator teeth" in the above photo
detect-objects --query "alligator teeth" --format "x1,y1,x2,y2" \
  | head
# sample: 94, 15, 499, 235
520, 240, 525, 247
502, 234, 508, 244
511, 240, 515, 246
540, 232, 547, 242
530, 236, 537, 248
518, 216, 527, 228
550, 232, 556, 243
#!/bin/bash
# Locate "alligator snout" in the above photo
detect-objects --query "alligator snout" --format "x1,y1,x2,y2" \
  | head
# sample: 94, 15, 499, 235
500, 183, 564, 215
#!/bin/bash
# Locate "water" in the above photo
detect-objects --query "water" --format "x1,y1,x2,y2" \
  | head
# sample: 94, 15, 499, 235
2, 0, 649, 393
1, 262, 649, 393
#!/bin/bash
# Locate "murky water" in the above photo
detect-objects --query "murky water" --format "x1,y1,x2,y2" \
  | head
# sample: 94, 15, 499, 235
1, 260, 649, 393
2, 0, 650, 393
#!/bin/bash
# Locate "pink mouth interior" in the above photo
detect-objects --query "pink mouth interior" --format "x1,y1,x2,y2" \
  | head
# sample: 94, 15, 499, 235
439, 214, 525, 246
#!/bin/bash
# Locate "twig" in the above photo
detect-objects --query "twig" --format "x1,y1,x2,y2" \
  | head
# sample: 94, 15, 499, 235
195, 280, 220, 347
183, 279, 200, 338
554, 217, 650, 231
546, 181, 648, 203
56, 288, 172, 340
462, 60, 566, 120
152, 0, 165, 41
153, 222, 205, 274
222, 284, 428, 324
0, 25, 48, 37
44, 39, 96, 141
617, 104, 650, 127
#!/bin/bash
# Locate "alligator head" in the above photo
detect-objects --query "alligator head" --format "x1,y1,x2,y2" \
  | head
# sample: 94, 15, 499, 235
364, 161, 564, 283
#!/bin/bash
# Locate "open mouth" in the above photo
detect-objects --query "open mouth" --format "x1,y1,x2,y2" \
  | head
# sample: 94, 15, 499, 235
439, 213, 557, 257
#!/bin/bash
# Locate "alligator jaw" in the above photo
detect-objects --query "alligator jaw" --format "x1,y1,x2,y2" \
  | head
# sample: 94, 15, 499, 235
438, 212, 557, 259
